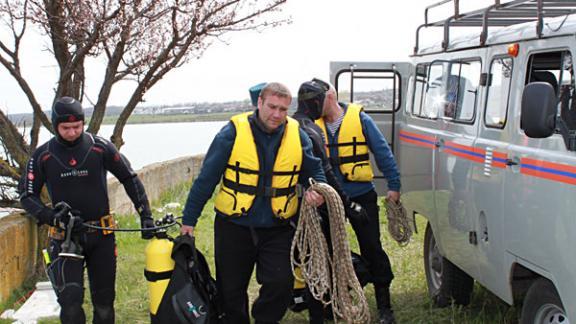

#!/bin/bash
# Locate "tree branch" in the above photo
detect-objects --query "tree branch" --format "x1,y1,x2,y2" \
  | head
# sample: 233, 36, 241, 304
0, 158, 20, 180
0, 108, 30, 170
0, 54, 51, 131
30, 113, 41, 151
0, 0, 290, 206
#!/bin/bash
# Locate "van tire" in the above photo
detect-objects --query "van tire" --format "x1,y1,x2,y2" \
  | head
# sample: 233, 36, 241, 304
424, 223, 474, 307
520, 278, 567, 324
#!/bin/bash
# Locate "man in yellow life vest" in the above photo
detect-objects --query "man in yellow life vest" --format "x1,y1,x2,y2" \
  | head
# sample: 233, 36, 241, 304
180, 82, 326, 324
309, 79, 401, 324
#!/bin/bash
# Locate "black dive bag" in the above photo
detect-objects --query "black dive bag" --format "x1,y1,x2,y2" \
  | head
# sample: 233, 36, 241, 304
153, 235, 223, 323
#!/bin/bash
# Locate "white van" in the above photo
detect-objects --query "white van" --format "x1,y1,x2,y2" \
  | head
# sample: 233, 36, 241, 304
329, 1, 576, 323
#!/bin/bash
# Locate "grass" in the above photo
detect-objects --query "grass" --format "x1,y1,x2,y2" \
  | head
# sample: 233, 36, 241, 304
4, 183, 518, 323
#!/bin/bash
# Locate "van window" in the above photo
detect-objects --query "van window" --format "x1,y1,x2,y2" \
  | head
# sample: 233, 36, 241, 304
559, 53, 576, 131
485, 57, 513, 128
406, 75, 414, 114
418, 60, 481, 122
526, 50, 576, 150
422, 62, 445, 119
445, 60, 481, 122
335, 70, 401, 113
411, 64, 428, 116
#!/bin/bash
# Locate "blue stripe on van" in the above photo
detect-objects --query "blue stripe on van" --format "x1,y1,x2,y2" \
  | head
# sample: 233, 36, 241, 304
399, 133, 436, 146
444, 144, 484, 159
521, 163, 576, 178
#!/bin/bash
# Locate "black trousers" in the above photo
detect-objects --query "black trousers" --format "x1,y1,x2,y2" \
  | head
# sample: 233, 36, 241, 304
349, 189, 394, 287
214, 216, 294, 324
47, 231, 116, 324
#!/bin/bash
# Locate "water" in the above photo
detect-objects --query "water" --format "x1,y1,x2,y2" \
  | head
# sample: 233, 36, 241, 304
25, 121, 227, 170
98, 121, 226, 170
0, 121, 226, 217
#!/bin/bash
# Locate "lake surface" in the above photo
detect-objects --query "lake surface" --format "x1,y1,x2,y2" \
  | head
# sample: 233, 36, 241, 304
27, 121, 227, 170
0, 121, 226, 217
99, 121, 226, 170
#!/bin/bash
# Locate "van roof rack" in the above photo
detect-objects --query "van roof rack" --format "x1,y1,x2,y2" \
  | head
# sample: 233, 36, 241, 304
414, 0, 576, 55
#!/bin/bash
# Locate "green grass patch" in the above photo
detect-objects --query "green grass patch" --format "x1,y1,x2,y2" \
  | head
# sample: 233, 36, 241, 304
23, 188, 519, 323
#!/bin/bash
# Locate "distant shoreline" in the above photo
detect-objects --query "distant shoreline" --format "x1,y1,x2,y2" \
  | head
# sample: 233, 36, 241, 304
99, 111, 241, 125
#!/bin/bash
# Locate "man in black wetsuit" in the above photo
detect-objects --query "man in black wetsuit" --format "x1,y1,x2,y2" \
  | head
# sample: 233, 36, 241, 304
306, 79, 401, 324
295, 80, 369, 324
19, 97, 155, 324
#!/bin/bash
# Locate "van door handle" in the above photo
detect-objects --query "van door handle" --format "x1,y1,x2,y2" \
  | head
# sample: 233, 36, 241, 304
505, 159, 518, 166
435, 139, 445, 148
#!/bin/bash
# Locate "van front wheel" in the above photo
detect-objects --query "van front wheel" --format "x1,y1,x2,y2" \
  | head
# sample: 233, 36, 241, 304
423, 223, 473, 307
521, 278, 568, 324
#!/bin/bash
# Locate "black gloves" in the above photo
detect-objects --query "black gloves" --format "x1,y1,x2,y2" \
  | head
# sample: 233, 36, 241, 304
68, 210, 85, 234
51, 202, 72, 228
51, 202, 84, 233
345, 201, 369, 224
141, 217, 155, 239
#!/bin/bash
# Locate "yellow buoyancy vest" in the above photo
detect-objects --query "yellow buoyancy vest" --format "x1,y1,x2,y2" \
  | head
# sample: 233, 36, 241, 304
214, 112, 303, 218
316, 103, 374, 182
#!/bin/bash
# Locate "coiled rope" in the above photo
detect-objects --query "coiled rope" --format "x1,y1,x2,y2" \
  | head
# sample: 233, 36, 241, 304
291, 180, 370, 324
384, 198, 412, 246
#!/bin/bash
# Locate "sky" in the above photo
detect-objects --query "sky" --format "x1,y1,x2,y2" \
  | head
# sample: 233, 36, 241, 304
0, 0, 501, 114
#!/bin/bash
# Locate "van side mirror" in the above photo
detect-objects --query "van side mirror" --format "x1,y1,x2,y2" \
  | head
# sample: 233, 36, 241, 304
521, 82, 556, 138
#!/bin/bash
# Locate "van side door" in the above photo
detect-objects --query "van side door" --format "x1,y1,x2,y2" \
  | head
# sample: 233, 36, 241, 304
429, 57, 483, 279
398, 62, 440, 230
329, 61, 412, 194
469, 50, 513, 302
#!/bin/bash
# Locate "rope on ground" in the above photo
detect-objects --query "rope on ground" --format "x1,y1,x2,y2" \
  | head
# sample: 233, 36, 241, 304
385, 198, 412, 246
291, 180, 370, 324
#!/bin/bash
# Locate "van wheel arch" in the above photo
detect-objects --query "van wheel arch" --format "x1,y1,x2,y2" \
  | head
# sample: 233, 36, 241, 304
520, 278, 567, 324
423, 222, 474, 307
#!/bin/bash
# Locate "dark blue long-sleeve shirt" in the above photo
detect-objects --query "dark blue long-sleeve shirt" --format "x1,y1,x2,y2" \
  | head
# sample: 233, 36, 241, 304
182, 112, 326, 228
326, 103, 401, 198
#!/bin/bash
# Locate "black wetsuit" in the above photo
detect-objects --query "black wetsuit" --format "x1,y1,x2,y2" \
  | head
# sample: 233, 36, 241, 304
293, 112, 349, 202
19, 132, 151, 324
292, 112, 352, 323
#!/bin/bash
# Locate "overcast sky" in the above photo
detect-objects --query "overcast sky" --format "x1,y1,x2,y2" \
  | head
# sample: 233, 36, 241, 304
0, 0, 501, 114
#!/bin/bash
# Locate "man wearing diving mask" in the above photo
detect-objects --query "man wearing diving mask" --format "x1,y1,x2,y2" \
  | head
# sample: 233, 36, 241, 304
301, 79, 401, 324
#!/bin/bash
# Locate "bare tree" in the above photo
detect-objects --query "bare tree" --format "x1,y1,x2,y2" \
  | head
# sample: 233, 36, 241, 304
0, 0, 287, 206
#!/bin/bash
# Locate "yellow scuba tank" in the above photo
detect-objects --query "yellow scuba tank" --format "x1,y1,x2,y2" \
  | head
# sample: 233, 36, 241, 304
293, 266, 306, 290
145, 235, 175, 315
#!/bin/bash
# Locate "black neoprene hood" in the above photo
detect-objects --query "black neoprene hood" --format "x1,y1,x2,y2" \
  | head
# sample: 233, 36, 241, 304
297, 79, 330, 120
52, 96, 85, 129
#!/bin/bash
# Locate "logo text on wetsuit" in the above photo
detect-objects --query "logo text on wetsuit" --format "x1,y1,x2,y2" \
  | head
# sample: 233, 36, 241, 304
60, 169, 89, 178
26, 158, 35, 193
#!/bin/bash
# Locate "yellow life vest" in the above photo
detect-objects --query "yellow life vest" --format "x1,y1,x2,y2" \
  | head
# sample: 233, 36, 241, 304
214, 112, 302, 219
316, 104, 374, 182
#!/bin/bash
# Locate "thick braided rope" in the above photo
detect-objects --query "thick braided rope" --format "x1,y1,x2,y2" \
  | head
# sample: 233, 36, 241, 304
291, 194, 332, 303
291, 181, 370, 324
385, 198, 412, 246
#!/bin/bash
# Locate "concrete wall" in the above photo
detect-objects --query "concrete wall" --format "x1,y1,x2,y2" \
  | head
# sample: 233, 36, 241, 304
0, 154, 205, 304
108, 155, 204, 215
0, 213, 38, 303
